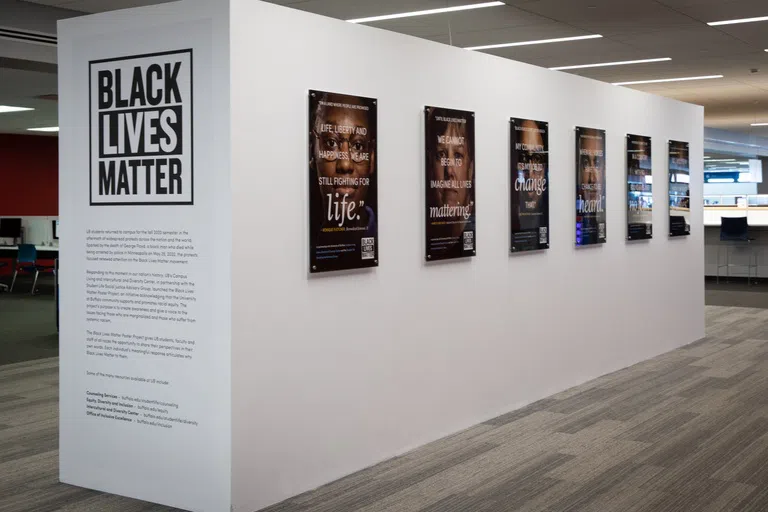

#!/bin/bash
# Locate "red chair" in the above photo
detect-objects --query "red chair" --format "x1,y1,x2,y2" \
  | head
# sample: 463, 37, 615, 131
0, 261, 7, 292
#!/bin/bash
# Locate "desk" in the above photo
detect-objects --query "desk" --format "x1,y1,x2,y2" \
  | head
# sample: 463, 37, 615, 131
0, 245, 59, 255
704, 206, 768, 227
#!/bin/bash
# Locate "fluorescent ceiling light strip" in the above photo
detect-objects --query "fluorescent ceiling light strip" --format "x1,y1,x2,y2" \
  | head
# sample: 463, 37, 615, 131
751, 122, 768, 126
347, 1, 503, 23
708, 15, 768, 26
465, 34, 602, 51
612, 74, 723, 86
0, 105, 34, 113
549, 57, 671, 71
27, 126, 58, 132
707, 159, 736, 162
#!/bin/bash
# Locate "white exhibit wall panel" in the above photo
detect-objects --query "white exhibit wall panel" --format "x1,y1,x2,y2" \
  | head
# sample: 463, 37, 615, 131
57, 1, 231, 511
231, 2, 705, 511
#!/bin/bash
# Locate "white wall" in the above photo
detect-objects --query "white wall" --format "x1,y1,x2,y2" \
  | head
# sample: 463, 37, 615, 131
230, 2, 705, 511
57, 1, 231, 511
0, 216, 58, 246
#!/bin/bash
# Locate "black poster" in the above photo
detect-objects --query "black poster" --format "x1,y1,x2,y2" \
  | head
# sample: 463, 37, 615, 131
668, 140, 690, 237
308, 90, 378, 273
424, 106, 476, 261
510, 118, 549, 252
627, 134, 653, 240
575, 127, 607, 246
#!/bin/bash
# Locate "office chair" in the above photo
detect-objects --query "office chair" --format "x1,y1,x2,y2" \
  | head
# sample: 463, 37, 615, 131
720, 216, 749, 242
10, 244, 55, 295
717, 217, 757, 285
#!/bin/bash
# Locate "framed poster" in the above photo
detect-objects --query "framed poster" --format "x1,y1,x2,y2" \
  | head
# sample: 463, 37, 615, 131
627, 134, 653, 240
575, 126, 607, 246
668, 140, 691, 237
308, 90, 378, 272
424, 106, 476, 261
510, 118, 549, 252
90, 49, 193, 206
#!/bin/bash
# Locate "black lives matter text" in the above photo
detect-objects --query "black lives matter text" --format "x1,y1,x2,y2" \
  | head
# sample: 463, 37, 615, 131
90, 50, 193, 205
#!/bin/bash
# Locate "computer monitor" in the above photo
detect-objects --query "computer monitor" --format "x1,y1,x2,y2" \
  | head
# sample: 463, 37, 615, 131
0, 218, 22, 238
720, 216, 748, 241
53, 220, 59, 240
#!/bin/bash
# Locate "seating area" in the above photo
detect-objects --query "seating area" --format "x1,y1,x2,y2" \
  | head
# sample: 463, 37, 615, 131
716, 216, 760, 286
7, 244, 56, 294
0, 242, 59, 367
0, 242, 58, 296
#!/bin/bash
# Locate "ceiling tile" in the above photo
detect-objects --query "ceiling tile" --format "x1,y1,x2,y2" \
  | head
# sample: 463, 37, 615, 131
478, 36, 638, 66
9, 0, 768, 133
366, 5, 550, 39
265, 0, 501, 20
58, 0, 174, 13
657, 0, 768, 23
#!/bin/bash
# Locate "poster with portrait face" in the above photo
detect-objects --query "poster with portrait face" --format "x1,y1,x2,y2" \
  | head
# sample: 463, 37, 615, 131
627, 134, 653, 240
668, 140, 690, 237
424, 106, 476, 261
575, 127, 607, 246
308, 90, 377, 273
510, 118, 549, 252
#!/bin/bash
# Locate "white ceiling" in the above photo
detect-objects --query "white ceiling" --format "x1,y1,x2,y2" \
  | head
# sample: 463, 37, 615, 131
265, 0, 768, 136
20, 0, 170, 12
0, 65, 58, 133
5, 0, 768, 136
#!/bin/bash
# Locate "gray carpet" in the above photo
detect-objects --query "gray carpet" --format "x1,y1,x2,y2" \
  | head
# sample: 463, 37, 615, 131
0, 275, 58, 366
1, 305, 768, 511
706, 280, 768, 309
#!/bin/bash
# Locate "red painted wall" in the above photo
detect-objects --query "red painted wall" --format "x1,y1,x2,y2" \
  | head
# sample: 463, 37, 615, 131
0, 134, 58, 216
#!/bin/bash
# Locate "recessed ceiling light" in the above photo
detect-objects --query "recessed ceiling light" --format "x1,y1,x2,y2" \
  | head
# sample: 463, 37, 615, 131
612, 74, 723, 86
708, 15, 768, 26
706, 159, 736, 162
0, 105, 34, 114
465, 34, 602, 51
751, 122, 768, 126
549, 57, 671, 71
27, 126, 59, 132
347, 1, 504, 23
